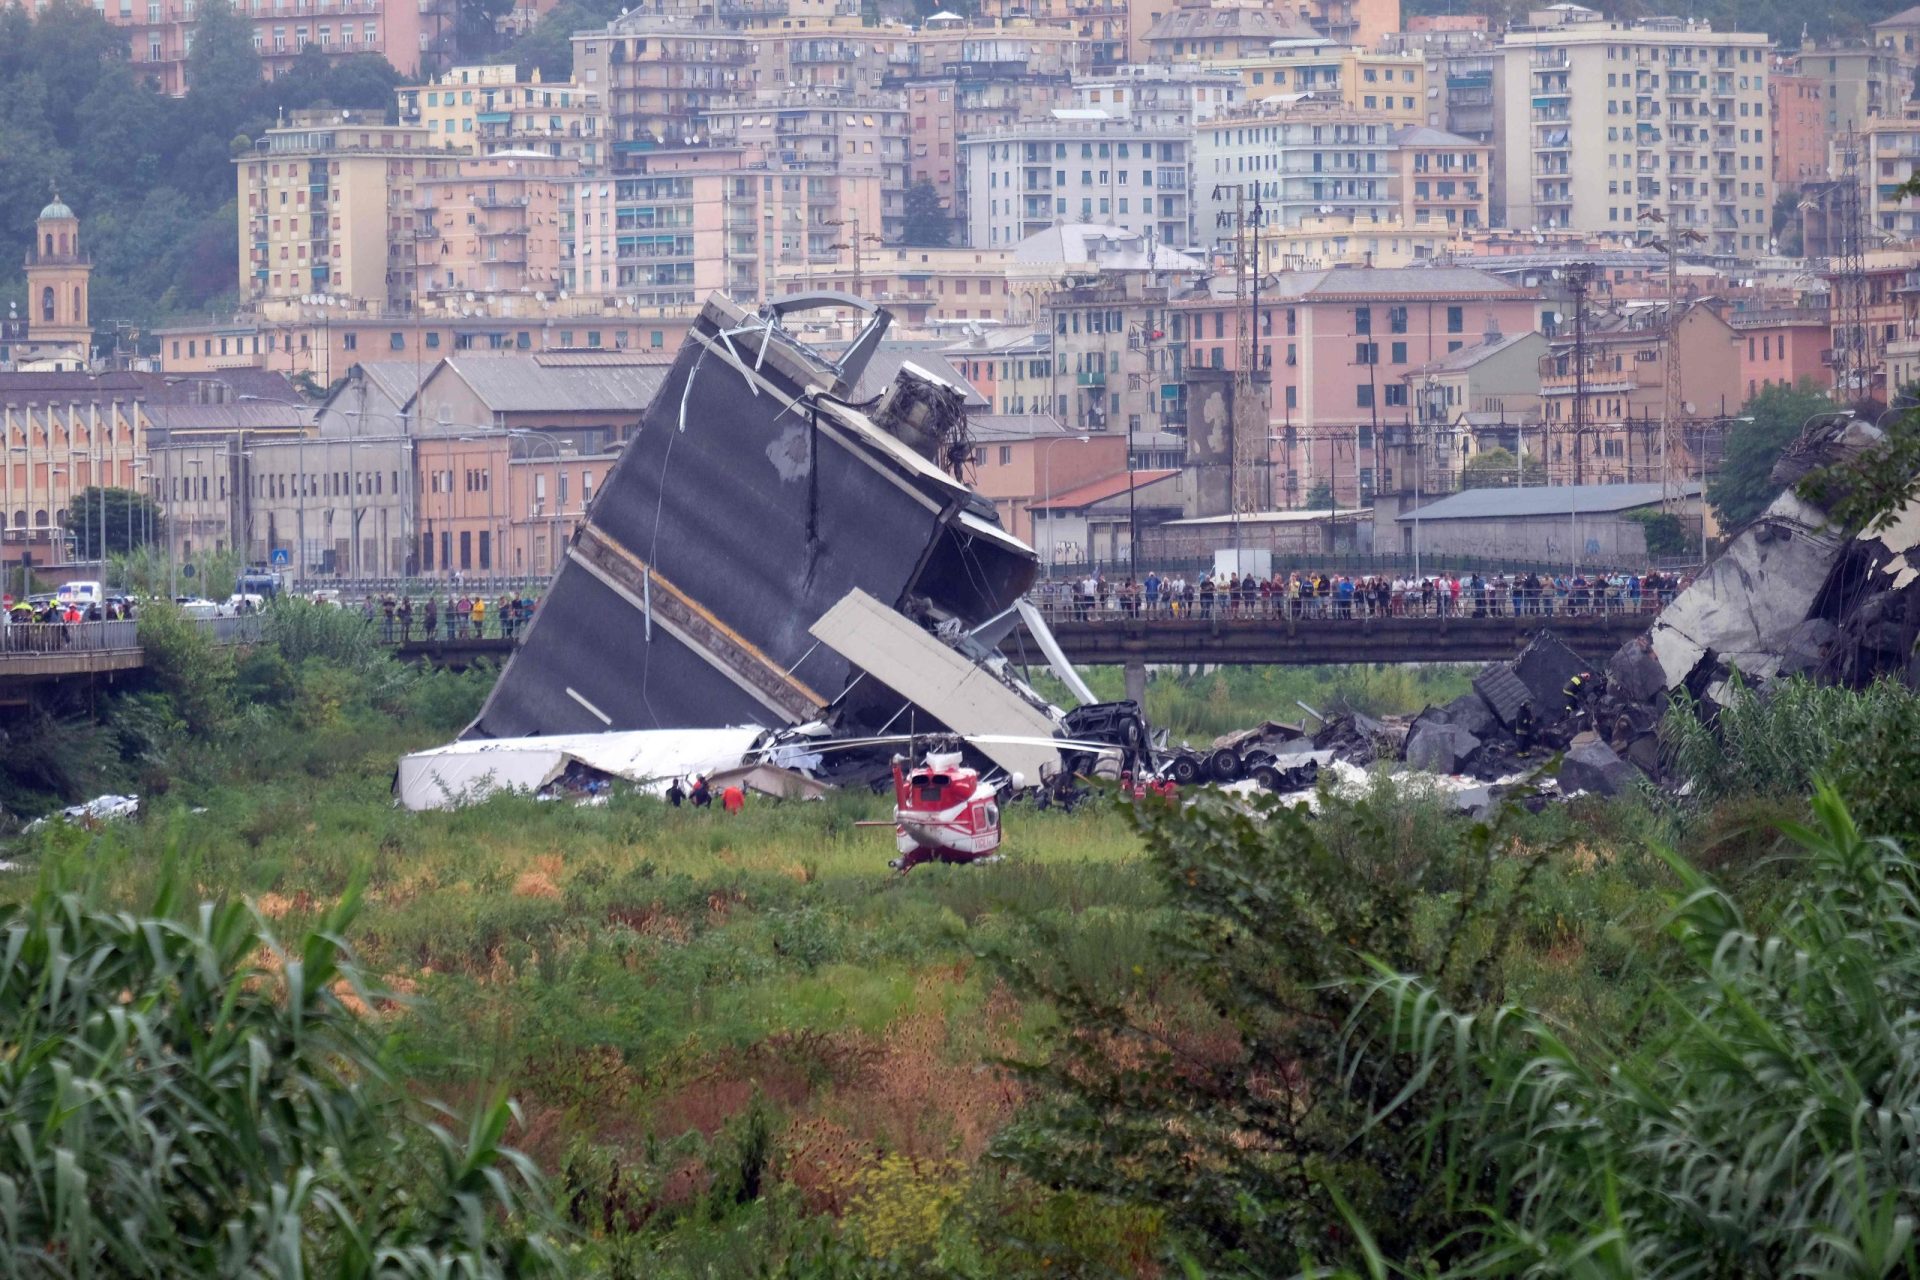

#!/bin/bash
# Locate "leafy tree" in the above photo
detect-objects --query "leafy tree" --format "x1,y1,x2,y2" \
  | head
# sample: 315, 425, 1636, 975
990, 785, 1546, 1274
269, 46, 403, 115
62, 485, 163, 559
902, 177, 953, 248
1354, 785, 1920, 1277
1460, 446, 1545, 488
1707, 379, 1834, 528
500, 1, 608, 80
1624, 506, 1691, 556
183, 0, 260, 103
0, 865, 562, 1274
1304, 477, 1337, 510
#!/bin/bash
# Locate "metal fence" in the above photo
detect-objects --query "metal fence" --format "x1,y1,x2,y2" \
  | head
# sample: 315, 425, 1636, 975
0, 619, 140, 654
1027, 579, 1679, 624
293, 577, 551, 598
1041, 549, 1680, 582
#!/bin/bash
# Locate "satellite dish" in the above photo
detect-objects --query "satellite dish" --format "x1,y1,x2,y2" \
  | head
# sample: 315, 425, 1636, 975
535, 291, 546, 302
465, 292, 475, 302
1683, 400, 1697, 415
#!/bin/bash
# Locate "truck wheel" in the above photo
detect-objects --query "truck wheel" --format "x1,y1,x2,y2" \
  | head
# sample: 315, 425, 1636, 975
1171, 755, 1201, 786
1252, 764, 1282, 792
1208, 748, 1243, 782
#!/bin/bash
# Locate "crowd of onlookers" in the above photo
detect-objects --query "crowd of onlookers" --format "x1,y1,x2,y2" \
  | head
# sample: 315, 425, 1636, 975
361, 592, 540, 642
1038, 568, 1694, 621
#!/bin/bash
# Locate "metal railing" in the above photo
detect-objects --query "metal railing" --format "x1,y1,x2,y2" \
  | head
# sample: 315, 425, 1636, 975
1026, 578, 1682, 625
0, 619, 140, 654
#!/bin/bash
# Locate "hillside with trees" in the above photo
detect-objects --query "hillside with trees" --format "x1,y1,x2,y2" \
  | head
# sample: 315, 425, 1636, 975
0, 0, 402, 347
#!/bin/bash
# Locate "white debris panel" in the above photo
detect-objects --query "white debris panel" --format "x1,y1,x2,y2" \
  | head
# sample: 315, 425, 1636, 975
396, 726, 768, 811
810, 588, 1063, 783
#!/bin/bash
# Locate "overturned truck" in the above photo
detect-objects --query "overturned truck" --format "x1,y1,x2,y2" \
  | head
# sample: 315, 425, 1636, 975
466, 292, 1141, 787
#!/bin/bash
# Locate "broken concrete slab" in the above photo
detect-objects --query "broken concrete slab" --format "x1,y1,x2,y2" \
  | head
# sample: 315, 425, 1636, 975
1559, 734, 1636, 796
1472, 664, 1534, 727
1606, 635, 1668, 705
1440, 692, 1498, 739
1776, 617, 1839, 679
1644, 488, 1846, 696
1512, 631, 1596, 713
1405, 720, 1481, 774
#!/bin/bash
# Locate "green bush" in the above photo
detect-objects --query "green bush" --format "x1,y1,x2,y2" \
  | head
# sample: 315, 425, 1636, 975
0, 864, 561, 1274
1351, 784, 1920, 1277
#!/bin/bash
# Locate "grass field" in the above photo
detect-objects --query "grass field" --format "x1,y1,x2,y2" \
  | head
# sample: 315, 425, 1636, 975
0, 648, 1674, 1275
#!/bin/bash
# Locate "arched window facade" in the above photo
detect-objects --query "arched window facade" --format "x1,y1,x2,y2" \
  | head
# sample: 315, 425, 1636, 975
40, 287, 54, 322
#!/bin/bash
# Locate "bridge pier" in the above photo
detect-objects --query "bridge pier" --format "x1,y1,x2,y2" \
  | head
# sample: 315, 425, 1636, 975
1124, 659, 1147, 708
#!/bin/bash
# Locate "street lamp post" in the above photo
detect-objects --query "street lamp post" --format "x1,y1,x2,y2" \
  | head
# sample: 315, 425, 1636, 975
1039, 433, 1093, 580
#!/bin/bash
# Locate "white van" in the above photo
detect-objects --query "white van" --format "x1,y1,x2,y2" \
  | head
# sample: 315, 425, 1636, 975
56, 580, 104, 606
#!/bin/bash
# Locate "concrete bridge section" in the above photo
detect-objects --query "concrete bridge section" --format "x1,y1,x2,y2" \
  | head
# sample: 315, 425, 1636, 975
1013, 611, 1648, 671
0, 609, 1650, 708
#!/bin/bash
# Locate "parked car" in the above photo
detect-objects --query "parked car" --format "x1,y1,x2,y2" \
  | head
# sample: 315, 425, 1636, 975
173, 596, 225, 620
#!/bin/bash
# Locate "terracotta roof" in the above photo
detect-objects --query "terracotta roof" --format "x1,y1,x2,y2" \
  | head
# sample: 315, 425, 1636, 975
1029, 468, 1180, 511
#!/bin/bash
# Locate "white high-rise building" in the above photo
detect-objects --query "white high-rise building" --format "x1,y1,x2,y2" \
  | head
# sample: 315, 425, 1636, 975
1494, 6, 1773, 257
959, 112, 1192, 250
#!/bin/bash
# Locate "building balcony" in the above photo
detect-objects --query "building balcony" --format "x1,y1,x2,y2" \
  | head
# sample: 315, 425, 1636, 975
1076, 370, 1107, 386
476, 195, 531, 209
23, 250, 91, 267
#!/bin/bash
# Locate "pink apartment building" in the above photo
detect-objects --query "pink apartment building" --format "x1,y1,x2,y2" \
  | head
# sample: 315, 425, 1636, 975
43, 0, 431, 97
1172, 266, 1544, 507
1731, 308, 1833, 400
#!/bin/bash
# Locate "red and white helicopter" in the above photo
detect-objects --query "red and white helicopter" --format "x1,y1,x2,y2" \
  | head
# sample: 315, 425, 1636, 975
880, 748, 1007, 871
792, 731, 1124, 873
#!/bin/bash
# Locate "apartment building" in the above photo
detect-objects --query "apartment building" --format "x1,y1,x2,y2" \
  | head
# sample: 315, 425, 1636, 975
905, 70, 1074, 220
1140, 6, 1304, 65
748, 20, 913, 95
705, 91, 909, 242
1235, 42, 1428, 129
1866, 115, 1920, 240
411, 154, 578, 306
1194, 98, 1400, 244
398, 65, 603, 170
1390, 125, 1490, 232
1168, 265, 1542, 506
907, 20, 1086, 82
1537, 302, 1741, 486
236, 111, 458, 308
1494, 9, 1774, 258
960, 114, 1193, 249
1729, 306, 1831, 400
572, 14, 754, 168
1771, 68, 1829, 188
155, 302, 699, 385
571, 148, 755, 309
1071, 65, 1244, 128
40, 0, 427, 97
1248, 212, 1458, 269
1797, 43, 1905, 133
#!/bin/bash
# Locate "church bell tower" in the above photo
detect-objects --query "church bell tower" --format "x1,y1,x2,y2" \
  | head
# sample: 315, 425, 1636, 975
24, 186, 92, 353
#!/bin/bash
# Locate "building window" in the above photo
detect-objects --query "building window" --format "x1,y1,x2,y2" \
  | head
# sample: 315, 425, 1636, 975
459, 530, 471, 570
478, 530, 491, 570
1446, 305, 1464, 333
1356, 384, 1374, 408
389, 331, 405, 350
